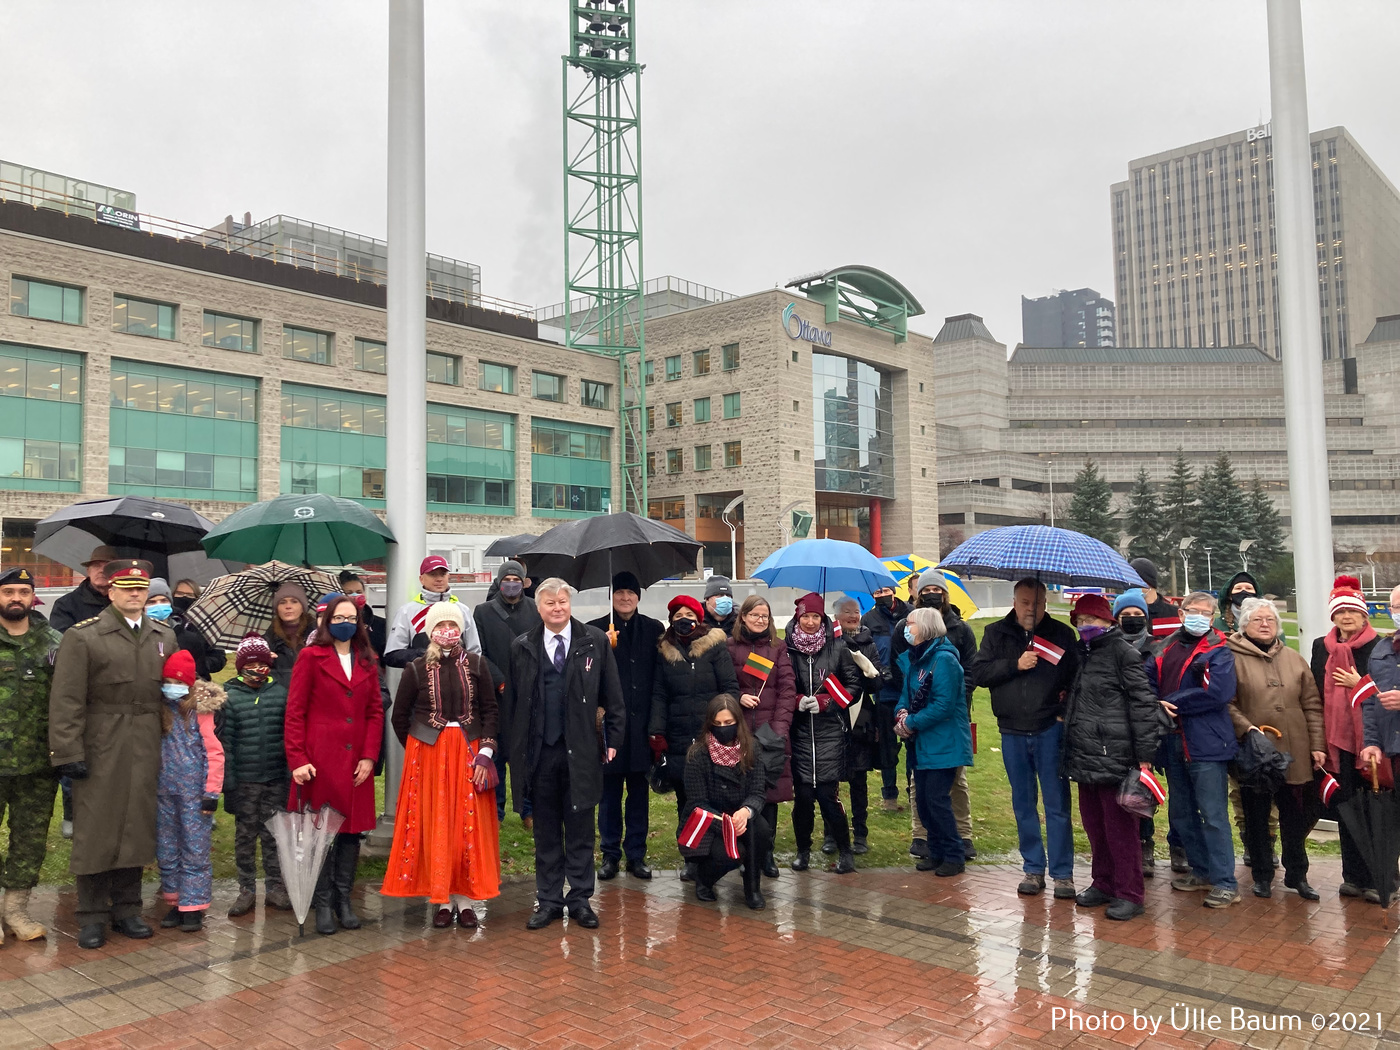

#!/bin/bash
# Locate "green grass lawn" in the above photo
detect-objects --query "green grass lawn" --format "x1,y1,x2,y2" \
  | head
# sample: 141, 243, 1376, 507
9, 611, 1345, 886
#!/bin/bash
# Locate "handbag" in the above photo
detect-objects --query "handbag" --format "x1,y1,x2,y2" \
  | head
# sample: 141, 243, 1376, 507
752, 722, 788, 790
648, 754, 675, 795
1111, 645, 1167, 818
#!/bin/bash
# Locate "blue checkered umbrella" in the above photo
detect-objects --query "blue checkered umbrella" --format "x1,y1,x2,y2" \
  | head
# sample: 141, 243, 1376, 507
939, 526, 1146, 590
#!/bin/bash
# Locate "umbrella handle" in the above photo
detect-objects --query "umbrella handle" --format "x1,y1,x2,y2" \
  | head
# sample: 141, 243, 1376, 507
1369, 754, 1380, 793
1257, 725, 1283, 739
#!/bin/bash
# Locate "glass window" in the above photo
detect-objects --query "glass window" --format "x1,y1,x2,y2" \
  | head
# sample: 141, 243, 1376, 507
811, 353, 895, 498
532, 371, 565, 402
724, 440, 742, 467
283, 325, 333, 364
426, 352, 459, 385
693, 349, 710, 375
694, 444, 712, 470
580, 380, 610, 409
203, 311, 258, 353
113, 295, 176, 340
426, 412, 447, 444
665, 355, 682, 381
646, 405, 655, 431
123, 372, 157, 413
10, 277, 83, 325
0, 354, 26, 398
693, 397, 710, 423
157, 376, 187, 414
353, 338, 385, 373
666, 402, 682, 427
721, 343, 740, 370
363, 402, 386, 436
480, 361, 515, 393
666, 448, 682, 473
644, 360, 654, 385
25, 362, 61, 401
723, 392, 741, 419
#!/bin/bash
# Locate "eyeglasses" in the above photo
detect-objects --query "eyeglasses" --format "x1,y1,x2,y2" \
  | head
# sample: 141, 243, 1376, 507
744, 613, 770, 622
329, 615, 358, 624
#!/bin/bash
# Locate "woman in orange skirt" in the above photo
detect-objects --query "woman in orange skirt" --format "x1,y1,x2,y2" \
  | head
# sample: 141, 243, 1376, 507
383, 603, 500, 927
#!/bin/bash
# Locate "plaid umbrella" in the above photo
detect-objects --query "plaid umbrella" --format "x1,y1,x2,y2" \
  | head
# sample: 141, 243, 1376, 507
185, 561, 340, 650
939, 526, 1147, 590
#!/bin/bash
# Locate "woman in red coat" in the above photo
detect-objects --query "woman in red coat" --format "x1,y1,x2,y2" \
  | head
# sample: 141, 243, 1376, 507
727, 595, 798, 880
285, 594, 384, 935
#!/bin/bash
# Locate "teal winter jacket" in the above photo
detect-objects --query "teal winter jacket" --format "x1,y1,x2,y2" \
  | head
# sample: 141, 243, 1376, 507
895, 637, 973, 771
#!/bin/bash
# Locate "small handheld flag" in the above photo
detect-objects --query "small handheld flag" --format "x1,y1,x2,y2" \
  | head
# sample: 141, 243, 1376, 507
1319, 771, 1340, 806
822, 673, 854, 709
1029, 636, 1065, 666
1352, 676, 1380, 709
1139, 769, 1167, 805
744, 651, 775, 684
721, 813, 740, 860
678, 808, 718, 850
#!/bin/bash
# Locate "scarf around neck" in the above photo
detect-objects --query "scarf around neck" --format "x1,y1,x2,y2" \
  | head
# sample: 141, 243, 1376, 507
1322, 623, 1378, 769
789, 622, 826, 655
707, 735, 741, 767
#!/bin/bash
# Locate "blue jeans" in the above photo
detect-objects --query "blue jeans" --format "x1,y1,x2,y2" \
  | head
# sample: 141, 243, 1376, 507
913, 767, 964, 865
1162, 734, 1236, 891
1000, 722, 1074, 880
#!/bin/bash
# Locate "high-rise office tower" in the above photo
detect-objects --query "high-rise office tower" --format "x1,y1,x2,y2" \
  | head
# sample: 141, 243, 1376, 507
1111, 125, 1400, 359
1020, 288, 1116, 348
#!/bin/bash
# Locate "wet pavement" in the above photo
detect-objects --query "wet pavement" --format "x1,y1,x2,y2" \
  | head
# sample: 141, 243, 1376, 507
0, 858, 1396, 1049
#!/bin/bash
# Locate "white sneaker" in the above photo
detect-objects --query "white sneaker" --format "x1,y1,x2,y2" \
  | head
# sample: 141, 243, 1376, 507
61, 820, 73, 840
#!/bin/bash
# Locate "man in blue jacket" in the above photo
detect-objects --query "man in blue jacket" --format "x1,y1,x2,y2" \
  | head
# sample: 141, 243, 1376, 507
1147, 591, 1240, 908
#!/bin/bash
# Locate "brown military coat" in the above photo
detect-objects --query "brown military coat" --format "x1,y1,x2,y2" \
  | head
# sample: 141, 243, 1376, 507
49, 605, 176, 875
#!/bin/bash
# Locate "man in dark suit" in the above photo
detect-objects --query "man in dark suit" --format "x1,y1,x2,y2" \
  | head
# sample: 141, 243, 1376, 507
588, 571, 664, 881
505, 578, 625, 930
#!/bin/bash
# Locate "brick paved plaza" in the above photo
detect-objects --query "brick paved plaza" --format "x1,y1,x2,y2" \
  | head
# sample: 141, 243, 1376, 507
0, 859, 1395, 1050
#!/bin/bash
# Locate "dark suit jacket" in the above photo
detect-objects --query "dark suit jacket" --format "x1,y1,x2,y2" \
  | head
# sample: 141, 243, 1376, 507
503, 618, 625, 815
588, 610, 664, 775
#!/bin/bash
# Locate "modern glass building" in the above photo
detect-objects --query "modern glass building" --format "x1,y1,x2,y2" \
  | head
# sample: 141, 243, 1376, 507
0, 342, 82, 491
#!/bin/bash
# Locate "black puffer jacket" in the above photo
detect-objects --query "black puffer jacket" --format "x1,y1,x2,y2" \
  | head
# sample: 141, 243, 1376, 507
843, 625, 888, 775
648, 626, 740, 778
218, 675, 289, 788
788, 620, 862, 787
1061, 628, 1166, 786
970, 611, 1080, 734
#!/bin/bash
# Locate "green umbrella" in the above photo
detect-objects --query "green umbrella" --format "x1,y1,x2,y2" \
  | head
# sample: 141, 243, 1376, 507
201, 493, 395, 567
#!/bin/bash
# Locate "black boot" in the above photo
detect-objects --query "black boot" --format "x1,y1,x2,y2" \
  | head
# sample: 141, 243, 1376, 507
762, 850, 780, 879
743, 855, 766, 910
332, 836, 362, 930
313, 863, 336, 935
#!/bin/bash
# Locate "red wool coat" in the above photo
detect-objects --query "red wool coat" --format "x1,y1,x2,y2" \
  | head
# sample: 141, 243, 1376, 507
284, 644, 384, 833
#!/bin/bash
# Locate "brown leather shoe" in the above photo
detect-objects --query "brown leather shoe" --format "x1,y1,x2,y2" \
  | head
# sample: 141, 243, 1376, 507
432, 907, 453, 928
457, 907, 477, 928
522, 815, 534, 831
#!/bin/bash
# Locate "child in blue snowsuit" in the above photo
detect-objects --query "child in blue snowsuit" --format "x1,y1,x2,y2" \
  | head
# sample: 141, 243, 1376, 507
157, 649, 226, 932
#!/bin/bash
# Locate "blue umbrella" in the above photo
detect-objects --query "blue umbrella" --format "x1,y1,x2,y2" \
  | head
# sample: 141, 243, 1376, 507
751, 538, 899, 595
939, 526, 1147, 590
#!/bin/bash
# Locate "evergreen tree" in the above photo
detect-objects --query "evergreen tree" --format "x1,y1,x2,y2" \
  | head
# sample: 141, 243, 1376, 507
1193, 452, 1250, 591
1245, 476, 1286, 576
1161, 449, 1198, 590
1124, 467, 1169, 568
1063, 459, 1118, 548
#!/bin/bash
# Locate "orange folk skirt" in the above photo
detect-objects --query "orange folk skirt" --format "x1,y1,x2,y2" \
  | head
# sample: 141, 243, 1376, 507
381, 731, 501, 903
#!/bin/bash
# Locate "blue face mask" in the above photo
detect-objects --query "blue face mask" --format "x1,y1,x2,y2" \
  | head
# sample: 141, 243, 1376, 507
328, 621, 358, 642
1182, 613, 1213, 637
713, 596, 733, 617
904, 625, 918, 645
161, 683, 190, 700
146, 602, 173, 622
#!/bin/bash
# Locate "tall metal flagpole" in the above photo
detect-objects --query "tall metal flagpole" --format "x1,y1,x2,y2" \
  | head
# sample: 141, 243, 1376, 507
378, 0, 427, 840
1267, 0, 1334, 651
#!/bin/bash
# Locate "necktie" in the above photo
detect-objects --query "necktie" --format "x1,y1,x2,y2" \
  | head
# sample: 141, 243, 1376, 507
553, 636, 566, 672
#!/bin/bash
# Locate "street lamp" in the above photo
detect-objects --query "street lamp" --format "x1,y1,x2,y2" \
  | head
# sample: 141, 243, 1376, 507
1119, 534, 1137, 559
1204, 547, 1213, 592
1365, 546, 1379, 594
1179, 536, 1196, 595
1047, 460, 1055, 528
1239, 538, 1256, 574
721, 494, 744, 580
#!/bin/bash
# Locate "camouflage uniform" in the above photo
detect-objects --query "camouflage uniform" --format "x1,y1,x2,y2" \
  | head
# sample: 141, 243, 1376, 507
0, 612, 61, 889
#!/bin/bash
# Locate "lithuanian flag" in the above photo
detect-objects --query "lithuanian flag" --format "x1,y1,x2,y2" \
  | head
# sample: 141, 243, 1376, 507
744, 651, 774, 683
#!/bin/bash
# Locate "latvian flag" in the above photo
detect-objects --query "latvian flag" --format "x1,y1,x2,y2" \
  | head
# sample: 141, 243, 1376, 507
744, 651, 775, 684
1029, 636, 1065, 666
678, 807, 719, 851
1320, 771, 1341, 806
1151, 618, 1179, 639
822, 673, 854, 709
721, 813, 740, 860
1351, 675, 1380, 710
1139, 769, 1167, 805
411, 604, 430, 634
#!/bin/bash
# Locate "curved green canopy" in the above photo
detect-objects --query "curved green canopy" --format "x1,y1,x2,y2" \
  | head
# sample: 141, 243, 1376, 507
786, 265, 924, 341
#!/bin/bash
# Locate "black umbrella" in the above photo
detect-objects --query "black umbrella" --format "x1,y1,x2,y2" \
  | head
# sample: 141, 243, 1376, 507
517, 512, 701, 590
34, 497, 240, 584
484, 533, 541, 558
1337, 757, 1400, 919
1229, 726, 1293, 794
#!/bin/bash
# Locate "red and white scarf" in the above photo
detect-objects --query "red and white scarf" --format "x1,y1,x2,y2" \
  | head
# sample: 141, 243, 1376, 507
707, 735, 741, 767
1322, 623, 1378, 771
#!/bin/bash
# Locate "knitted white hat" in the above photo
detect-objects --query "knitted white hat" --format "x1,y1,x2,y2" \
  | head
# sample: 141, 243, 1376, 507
1328, 575, 1368, 620
425, 601, 465, 635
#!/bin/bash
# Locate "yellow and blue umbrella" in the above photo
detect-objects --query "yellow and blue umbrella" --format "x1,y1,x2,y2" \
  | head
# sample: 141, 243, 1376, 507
882, 555, 979, 618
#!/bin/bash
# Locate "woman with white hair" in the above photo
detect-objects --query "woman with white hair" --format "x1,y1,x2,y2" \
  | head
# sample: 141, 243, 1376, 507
382, 602, 501, 928
894, 606, 972, 876
1226, 596, 1326, 900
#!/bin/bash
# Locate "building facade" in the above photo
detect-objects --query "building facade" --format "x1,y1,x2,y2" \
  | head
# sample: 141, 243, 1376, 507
1111, 125, 1400, 359
1021, 287, 1116, 348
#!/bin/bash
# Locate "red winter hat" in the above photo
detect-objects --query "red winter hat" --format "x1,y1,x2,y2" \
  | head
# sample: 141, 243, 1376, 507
162, 649, 197, 686
794, 592, 825, 617
1328, 575, 1368, 620
668, 594, 704, 621
1071, 593, 1114, 625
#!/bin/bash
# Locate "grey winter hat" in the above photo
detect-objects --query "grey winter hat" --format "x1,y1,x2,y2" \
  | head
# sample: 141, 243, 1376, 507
704, 575, 733, 599
147, 577, 172, 599
497, 560, 526, 581
916, 568, 948, 594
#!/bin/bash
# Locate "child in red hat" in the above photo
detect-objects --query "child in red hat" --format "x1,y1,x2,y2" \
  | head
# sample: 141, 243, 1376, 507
156, 649, 226, 933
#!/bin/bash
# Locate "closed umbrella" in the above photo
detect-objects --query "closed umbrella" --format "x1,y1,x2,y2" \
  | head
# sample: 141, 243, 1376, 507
750, 538, 899, 596
34, 496, 240, 583
201, 493, 394, 567
185, 561, 341, 650
266, 795, 344, 936
939, 526, 1147, 590
1337, 757, 1400, 920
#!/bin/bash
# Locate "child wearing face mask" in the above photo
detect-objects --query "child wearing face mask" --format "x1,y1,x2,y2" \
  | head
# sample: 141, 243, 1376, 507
218, 634, 294, 918
383, 602, 501, 929
156, 650, 226, 933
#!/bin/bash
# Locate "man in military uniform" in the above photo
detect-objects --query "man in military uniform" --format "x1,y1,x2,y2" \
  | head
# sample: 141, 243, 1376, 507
0, 568, 62, 943
49, 560, 174, 950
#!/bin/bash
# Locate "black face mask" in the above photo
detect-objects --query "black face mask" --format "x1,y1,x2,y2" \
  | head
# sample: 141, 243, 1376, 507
672, 618, 697, 638
1230, 590, 1253, 609
711, 723, 739, 745
1119, 617, 1147, 637
171, 595, 194, 615
919, 592, 945, 610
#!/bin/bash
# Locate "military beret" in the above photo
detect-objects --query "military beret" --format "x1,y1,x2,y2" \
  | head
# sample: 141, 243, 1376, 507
104, 559, 155, 589
0, 567, 35, 588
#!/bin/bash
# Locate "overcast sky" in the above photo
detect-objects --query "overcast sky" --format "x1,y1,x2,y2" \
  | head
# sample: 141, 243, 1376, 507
5, 1, 1398, 346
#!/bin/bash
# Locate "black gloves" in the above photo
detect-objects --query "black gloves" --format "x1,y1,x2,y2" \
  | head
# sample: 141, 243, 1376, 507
55, 761, 88, 780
